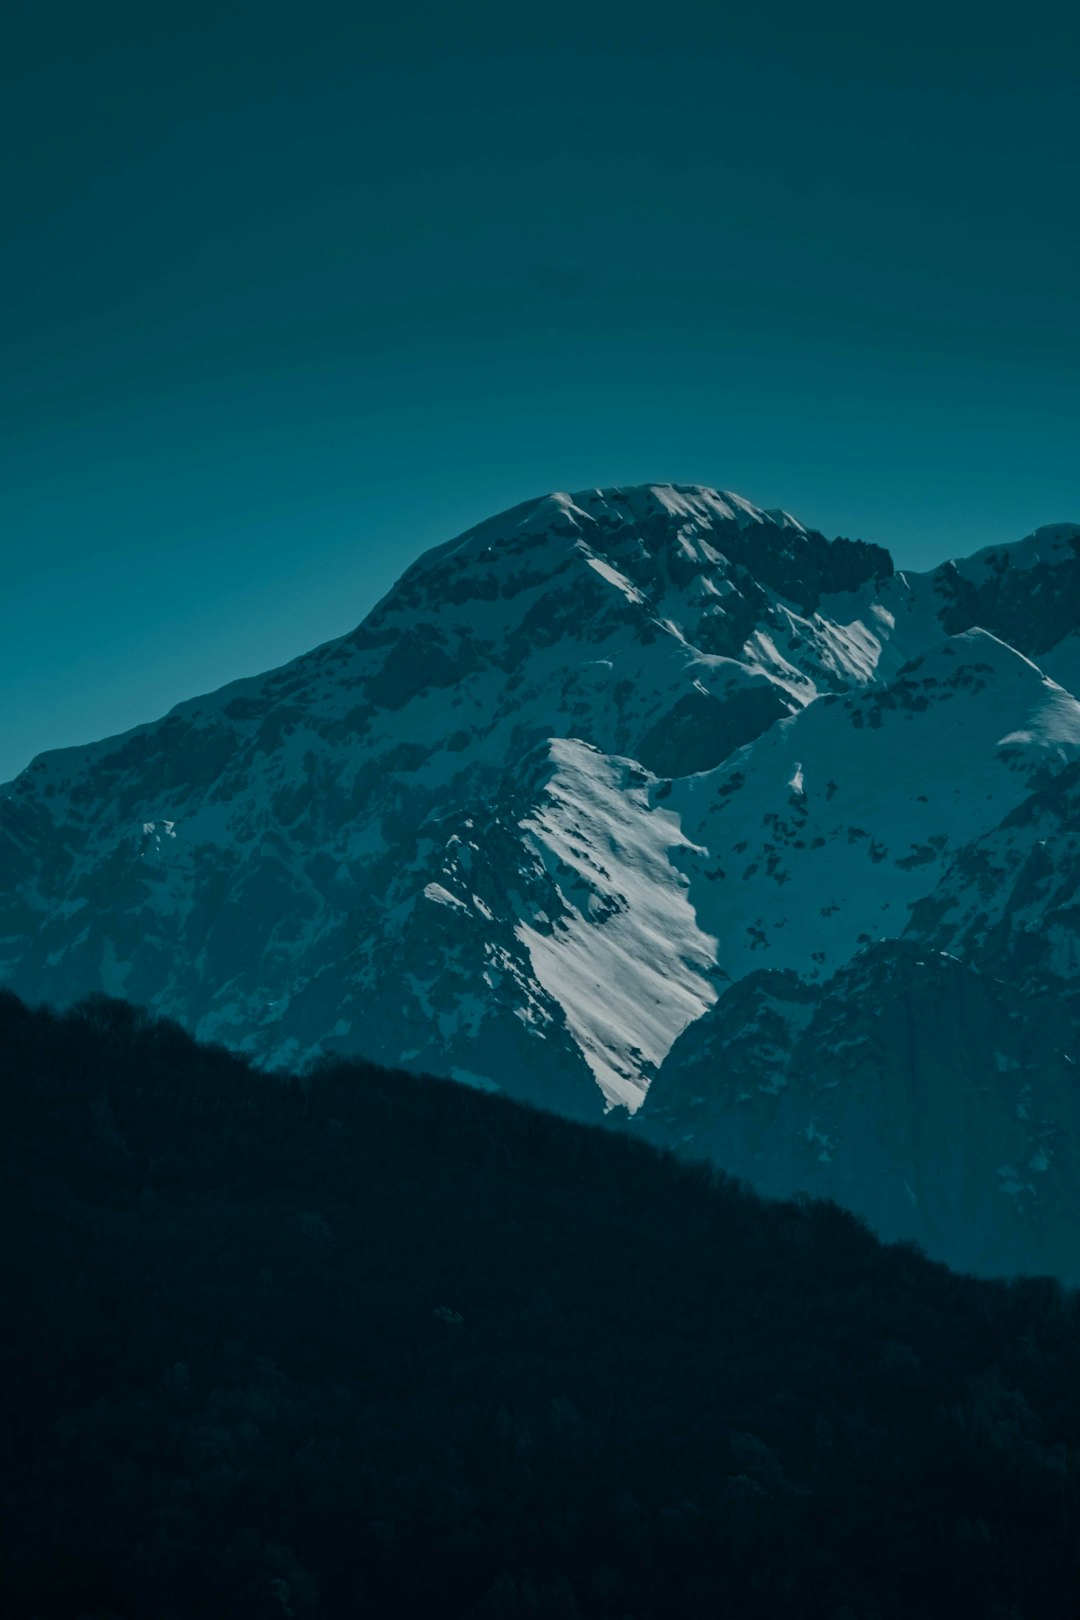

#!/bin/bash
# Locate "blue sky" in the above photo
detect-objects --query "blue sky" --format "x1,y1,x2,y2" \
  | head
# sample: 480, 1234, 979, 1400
1, 2, 1077, 780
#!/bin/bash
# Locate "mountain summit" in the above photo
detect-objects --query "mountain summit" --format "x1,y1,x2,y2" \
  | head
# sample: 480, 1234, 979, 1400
3, 483, 1079, 1271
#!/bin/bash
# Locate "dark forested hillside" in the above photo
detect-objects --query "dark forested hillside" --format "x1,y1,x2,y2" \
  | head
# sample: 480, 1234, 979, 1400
3, 993, 1080, 1619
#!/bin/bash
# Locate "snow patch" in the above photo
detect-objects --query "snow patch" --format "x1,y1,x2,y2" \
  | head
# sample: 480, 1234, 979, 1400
515, 740, 717, 1110
423, 882, 468, 911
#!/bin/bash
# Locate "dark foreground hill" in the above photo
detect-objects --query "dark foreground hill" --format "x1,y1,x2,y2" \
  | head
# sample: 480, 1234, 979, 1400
3, 994, 1080, 1620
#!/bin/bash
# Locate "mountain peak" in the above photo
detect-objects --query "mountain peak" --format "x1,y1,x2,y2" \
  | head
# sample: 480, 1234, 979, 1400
413, 483, 806, 573
391, 482, 894, 638
3, 478, 1079, 1278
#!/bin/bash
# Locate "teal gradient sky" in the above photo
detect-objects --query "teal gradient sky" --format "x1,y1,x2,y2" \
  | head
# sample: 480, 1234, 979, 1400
2, 1, 1077, 782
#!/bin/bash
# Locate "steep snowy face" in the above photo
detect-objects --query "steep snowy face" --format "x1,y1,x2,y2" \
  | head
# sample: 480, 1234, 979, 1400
512, 740, 717, 1109
273, 736, 720, 1115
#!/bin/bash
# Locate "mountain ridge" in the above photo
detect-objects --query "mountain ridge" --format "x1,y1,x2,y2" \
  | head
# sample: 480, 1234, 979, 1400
3, 480, 1079, 1272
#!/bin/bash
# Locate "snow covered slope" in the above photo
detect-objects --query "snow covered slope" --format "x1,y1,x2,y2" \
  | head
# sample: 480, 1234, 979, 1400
0, 485, 895, 1089
2, 482, 1079, 1269
671, 630, 1080, 989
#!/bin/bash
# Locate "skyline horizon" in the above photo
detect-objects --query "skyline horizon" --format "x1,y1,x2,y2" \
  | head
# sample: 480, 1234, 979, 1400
4, 3, 1077, 786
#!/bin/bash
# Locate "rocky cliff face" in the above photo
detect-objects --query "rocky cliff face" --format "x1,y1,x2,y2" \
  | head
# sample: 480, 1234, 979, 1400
2, 485, 1079, 1273
643, 944, 1080, 1279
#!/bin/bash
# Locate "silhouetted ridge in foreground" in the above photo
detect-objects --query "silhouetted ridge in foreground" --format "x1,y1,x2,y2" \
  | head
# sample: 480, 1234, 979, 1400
3, 992, 1080, 1619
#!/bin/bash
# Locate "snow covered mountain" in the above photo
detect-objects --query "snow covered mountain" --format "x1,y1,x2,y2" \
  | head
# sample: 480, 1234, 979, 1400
2, 484, 1079, 1271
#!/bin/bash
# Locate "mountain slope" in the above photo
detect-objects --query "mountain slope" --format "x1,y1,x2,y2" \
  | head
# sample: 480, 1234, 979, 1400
0, 485, 896, 1087
642, 941, 1080, 1279
671, 629, 1080, 989
2, 482, 1079, 1272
